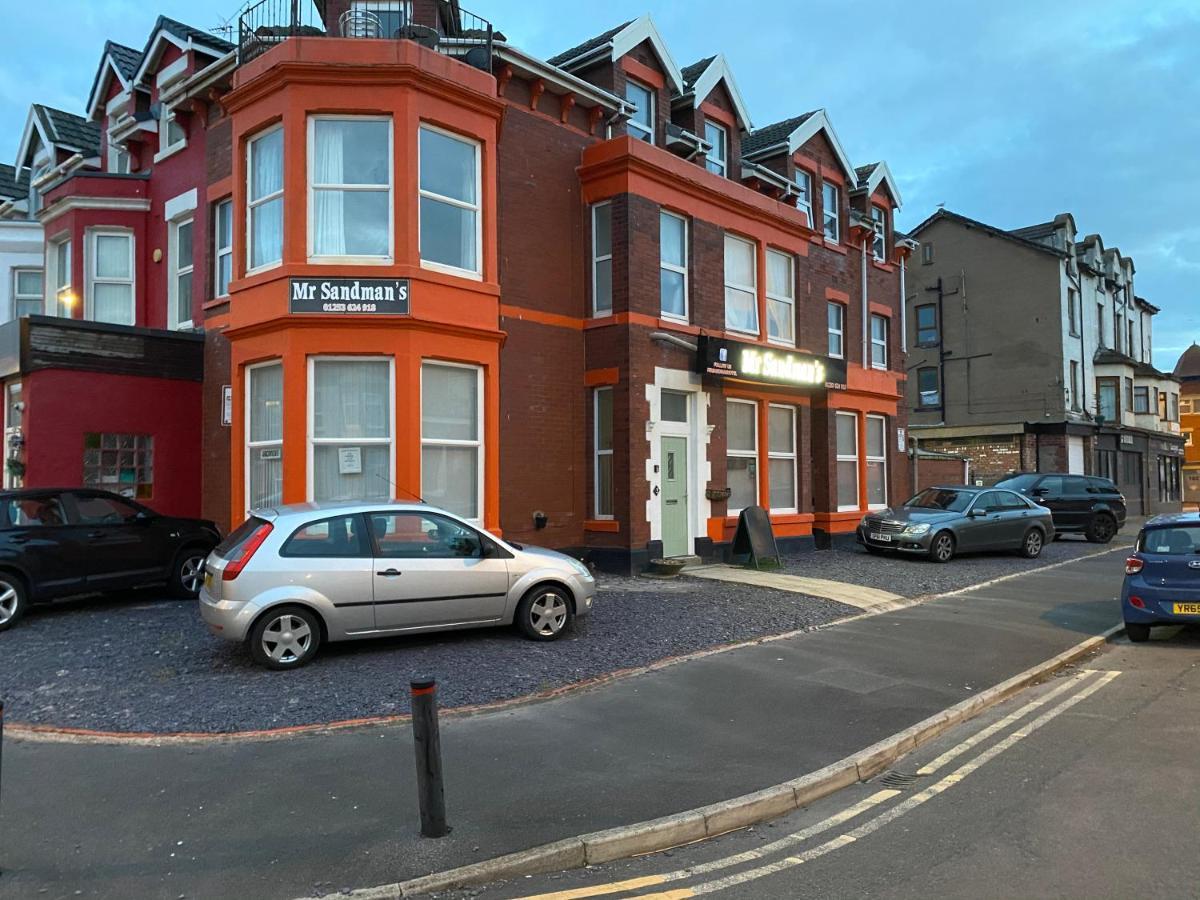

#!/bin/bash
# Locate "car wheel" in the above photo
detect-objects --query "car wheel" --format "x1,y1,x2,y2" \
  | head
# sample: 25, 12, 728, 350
1020, 528, 1044, 559
1085, 514, 1117, 544
170, 547, 209, 598
516, 585, 574, 641
1125, 622, 1151, 643
249, 606, 322, 669
0, 574, 28, 632
929, 531, 956, 564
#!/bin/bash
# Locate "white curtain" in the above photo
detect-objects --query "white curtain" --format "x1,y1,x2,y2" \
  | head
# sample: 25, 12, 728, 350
250, 130, 283, 268
313, 121, 346, 257
312, 360, 391, 502
93, 234, 132, 325
421, 364, 479, 518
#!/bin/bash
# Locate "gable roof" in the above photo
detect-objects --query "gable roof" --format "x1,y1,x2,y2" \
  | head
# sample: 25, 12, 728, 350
85, 41, 144, 119
741, 109, 856, 182
546, 15, 684, 94
908, 208, 1068, 258
855, 160, 903, 208
133, 15, 235, 86
0, 164, 30, 201
675, 53, 752, 131
16, 104, 101, 169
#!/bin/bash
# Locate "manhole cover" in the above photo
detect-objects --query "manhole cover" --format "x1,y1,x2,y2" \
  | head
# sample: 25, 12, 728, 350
877, 770, 926, 790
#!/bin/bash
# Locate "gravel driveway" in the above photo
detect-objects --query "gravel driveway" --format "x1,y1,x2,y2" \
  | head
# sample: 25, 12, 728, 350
0, 577, 853, 734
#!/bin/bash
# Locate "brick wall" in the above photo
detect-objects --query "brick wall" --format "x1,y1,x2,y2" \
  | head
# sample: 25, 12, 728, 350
917, 455, 968, 491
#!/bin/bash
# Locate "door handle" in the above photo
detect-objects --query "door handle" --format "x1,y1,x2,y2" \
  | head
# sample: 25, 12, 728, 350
87, 531, 105, 539
665, 499, 678, 505
376, 568, 402, 577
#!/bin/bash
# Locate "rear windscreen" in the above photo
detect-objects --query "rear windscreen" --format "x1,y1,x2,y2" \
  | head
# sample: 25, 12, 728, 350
215, 516, 268, 557
1139, 527, 1200, 555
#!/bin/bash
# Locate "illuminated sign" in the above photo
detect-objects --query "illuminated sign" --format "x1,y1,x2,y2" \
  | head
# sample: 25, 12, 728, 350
696, 336, 845, 390
289, 278, 410, 315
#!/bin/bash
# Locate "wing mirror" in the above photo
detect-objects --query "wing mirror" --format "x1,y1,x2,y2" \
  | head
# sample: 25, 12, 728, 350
968, 508, 986, 518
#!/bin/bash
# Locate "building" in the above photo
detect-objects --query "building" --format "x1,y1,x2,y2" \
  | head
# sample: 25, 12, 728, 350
203, 3, 914, 570
905, 209, 1184, 516
1175, 344, 1200, 506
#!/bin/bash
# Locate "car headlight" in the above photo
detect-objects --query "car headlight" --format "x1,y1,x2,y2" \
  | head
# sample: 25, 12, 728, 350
567, 557, 592, 578
903, 523, 931, 536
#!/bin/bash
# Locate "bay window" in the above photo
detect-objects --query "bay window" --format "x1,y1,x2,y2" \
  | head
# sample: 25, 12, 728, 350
768, 404, 797, 512
594, 387, 613, 518
836, 411, 858, 511
246, 362, 283, 511
724, 234, 758, 335
169, 217, 194, 329
828, 301, 845, 358
214, 199, 233, 298
766, 248, 794, 344
310, 116, 392, 260
794, 169, 813, 226
87, 229, 134, 325
419, 125, 481, 276
421, 362, 483, 521
625, 79, 654, 143
704, 120, 727, 176
866, 414, 887, 509
52, 238, 72, 316
12, 269, 43, 318
247, 126, 284, 272
310, 358, 393, 502
659, 211, 688, 320
726, 399, 758, 513
822, 182, 840, 242
591, 202, 612, 315
870, 314, 888, 369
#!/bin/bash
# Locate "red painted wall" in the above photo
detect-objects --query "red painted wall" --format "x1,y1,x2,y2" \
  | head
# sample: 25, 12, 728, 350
23, 369, 203, 518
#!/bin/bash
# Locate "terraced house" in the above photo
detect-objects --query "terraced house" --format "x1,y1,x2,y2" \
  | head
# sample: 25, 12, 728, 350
0, 2, 915, 571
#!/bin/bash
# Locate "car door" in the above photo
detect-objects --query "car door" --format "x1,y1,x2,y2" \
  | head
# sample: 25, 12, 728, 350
67, 492, 165, 589
1029, 476, 1066, 526
368, 510, 510, 631
958, 491, 1007, 550
995, 490, 1037, 547
0, 493, 89, 598
276, 514, 376, 635
1059, 476, 1094, 530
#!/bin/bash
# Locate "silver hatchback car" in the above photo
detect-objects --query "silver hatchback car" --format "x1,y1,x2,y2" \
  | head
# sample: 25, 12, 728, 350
199, 501, 595, 669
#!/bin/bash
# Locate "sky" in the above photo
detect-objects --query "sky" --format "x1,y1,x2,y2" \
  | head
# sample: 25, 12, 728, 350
1, 0, 1196, 370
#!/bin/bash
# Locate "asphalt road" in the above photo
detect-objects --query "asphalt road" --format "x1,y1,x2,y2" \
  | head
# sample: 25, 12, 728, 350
463, 628, 1200, 900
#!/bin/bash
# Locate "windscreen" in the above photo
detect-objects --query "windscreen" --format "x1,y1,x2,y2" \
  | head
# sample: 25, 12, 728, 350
993, 474, 1041, 491
215, 516, 269, 557
905, 488, 973, 512
1139, 527, 1200, 555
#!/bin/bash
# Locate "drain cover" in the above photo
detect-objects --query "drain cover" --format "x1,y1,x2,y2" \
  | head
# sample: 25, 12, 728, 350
877, 770, 926, 790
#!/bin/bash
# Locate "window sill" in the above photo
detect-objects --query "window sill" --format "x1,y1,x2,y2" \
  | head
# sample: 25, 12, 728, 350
152, 141, 187, 165
308, 255, 394, 266
584, 519, 619, 533
872, 260, 896, 273
660, 312, 690, 326
420, 260, 483, 282
767, 337, 797, 349
870, 363, 888, 371
822, 238, 848, 255
726, 326, 761, 339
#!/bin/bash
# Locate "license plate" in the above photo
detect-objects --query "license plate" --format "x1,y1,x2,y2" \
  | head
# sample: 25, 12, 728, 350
869, 533, 892, 543
1171, 603, 1200, 615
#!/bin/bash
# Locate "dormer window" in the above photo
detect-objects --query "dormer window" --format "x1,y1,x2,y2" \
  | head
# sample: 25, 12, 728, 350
107, 115, 130, 174
703, 121, 726, 176
793, 170, 813, 227
872, 205, 887, 262
160, 105, 185, 155
625, 79, 654, 144
822, 182, 839, 243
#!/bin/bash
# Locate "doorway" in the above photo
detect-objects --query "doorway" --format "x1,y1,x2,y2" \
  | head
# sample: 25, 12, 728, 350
660, 435, 689, 557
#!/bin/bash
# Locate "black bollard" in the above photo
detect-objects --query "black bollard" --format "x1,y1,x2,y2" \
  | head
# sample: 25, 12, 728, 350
410, 678, 449, 838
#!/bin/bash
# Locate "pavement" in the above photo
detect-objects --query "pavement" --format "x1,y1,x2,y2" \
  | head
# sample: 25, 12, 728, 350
0, 542, 1134, 900
471, 628, 1200, 899
685, 565, 904, 611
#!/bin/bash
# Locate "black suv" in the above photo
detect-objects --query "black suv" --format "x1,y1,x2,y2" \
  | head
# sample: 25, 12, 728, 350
992, 473, 1126, 543
0, 489, 221, 631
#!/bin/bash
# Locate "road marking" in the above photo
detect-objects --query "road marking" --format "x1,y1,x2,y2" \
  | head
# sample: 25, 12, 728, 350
519, 876, 672, 900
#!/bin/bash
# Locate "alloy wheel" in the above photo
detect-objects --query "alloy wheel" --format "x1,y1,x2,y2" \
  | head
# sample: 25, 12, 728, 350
529, 591, 568, 637
1025, 531, 1043, 556
180, 555, 206, 595
0, 580, 18, 625
261, 613, 314, 664
934, 535, 954, 562
1094, 518, 1115, 541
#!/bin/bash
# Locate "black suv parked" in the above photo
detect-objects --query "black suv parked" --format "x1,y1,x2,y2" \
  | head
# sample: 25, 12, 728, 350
992, 473, 1126, 543
0, 489, 221, 631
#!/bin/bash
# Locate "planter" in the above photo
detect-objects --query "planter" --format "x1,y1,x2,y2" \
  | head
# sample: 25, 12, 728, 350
646, 558, 687, 578
705, 487, 732, 502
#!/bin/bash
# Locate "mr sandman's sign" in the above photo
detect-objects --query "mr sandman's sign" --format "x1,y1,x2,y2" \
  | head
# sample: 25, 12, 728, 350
289, 277, 410, 315
696, 336, 846, 390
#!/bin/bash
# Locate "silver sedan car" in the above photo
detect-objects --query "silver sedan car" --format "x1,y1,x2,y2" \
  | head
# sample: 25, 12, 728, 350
199, 501, 595, 669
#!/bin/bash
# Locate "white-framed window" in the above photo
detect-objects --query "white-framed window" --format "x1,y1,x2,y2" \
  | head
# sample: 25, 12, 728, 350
421, 361, 484, 521
107, 114, 130, 174
309, 116, 392, 261
794, 168, 813, 226
704, 120, 727, 176
872, 205, 886, 262
625, 79, 654, 143
247, 125, 284, 272
660, 210, 688, 320
836, 411, 859, 511
52, 238, 72, 316
866, 414, 887, 509
12, 269, 43, 319
309, 357, 394, 503
766, 248, 794, 345
87, 229, 135, 325
159, 105, 186, 154
822, 181, 840, 242
768, 404, 797, 513
870, 313, 888, 369
419, 124, 481, 277
168, 216, 194, 329
827, 301, 845, 358
29, 160, 49, 216
350, 0, 411, 35
724, 233, 758, 335
591, 202, 612, 315
246, 361, 283, 512
726, 398, 758, 514
593, 386, 613, 519
214, 199, 233, 298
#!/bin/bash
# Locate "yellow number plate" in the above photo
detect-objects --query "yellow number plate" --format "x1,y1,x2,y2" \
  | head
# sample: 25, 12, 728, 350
1171, 603, 1200, 615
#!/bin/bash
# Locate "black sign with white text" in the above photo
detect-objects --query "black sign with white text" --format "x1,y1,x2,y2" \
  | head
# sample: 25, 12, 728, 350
289, 277, 410, 315
696, 336, 846, 390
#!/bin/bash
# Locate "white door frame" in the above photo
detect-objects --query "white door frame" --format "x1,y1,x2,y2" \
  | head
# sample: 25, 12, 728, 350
645, 368, 712, 554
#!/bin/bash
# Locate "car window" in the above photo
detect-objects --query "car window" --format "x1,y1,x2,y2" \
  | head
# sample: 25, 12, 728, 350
216, 516, 269, 557
280, 515, 368, 558
1062, 477, 1090, 496
5, 496, 68, 527
996, 491, 1029, 510
370, 512, 483, 559
993, 474, 1040, 491
72, 494, 141, 525
1087, 477, 1117, 494
972, 491, 1002, 512
1139, 527, 1200, 555
905, 488, 974, 512
1035, 476, 1063, 495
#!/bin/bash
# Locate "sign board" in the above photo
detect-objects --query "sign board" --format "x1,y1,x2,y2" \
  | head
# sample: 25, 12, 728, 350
289, 277, 410, 315
731, 505, 781, 569
338, 447, 363, 475
696, 336, 845, 390
221, 385, 233, 427
897, 427, 906, 452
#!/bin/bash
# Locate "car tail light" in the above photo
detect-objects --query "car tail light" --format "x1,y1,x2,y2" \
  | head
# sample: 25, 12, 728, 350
1124, 557, 1144, 576
1128, 595, 1146, 609
222, 522, 273, 581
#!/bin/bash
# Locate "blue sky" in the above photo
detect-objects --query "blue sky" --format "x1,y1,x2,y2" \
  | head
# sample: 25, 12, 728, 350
2, 0, 1196, 370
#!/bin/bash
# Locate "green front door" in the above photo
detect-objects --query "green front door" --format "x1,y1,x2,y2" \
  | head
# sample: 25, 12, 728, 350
661, 436, 689, 557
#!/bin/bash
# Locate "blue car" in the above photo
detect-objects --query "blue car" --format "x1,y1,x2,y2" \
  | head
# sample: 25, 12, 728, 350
1121, 512, 1200, 642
